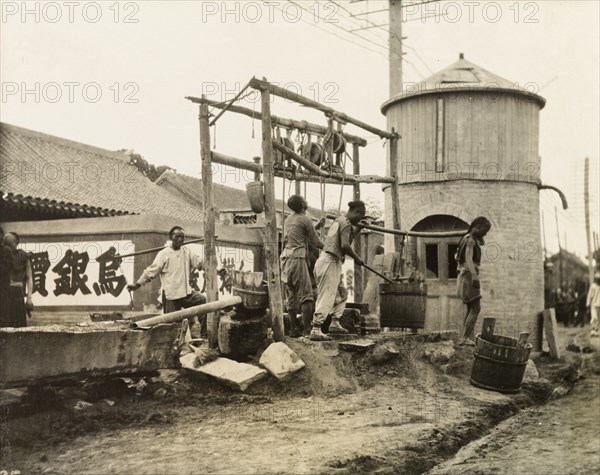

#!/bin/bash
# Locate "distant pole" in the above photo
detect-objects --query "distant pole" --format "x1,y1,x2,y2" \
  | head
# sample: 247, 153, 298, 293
555, 207, 563, 290
584, 157, 595, 283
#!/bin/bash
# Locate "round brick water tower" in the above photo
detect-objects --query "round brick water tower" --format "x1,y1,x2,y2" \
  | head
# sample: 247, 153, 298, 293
381, 54, 546, 335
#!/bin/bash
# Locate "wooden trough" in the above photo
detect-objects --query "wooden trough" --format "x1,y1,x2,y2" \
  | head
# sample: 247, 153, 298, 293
0, 321, 184, 389
0, 297, 242, 389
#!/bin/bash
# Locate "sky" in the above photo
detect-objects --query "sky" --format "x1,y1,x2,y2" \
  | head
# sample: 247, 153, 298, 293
1, 0, 598, 259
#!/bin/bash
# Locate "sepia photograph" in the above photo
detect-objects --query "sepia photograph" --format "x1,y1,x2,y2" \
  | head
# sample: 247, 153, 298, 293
1, 1, 599, 474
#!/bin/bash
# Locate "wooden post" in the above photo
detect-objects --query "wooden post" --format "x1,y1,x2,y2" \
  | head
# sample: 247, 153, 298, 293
389, 129, 403, 272
199, 101, 220, 349
352, 142, 363, 303
260, 83, 285, 342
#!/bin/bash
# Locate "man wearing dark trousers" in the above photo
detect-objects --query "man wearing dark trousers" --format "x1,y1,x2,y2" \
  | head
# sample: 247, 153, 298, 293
128, 226, 206, 333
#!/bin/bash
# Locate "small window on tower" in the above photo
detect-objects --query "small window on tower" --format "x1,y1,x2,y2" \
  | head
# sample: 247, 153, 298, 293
425, 244, 439, 278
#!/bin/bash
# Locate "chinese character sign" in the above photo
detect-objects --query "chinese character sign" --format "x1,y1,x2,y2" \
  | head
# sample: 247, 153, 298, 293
185, 243, 254, 298
21, 241, 135, 306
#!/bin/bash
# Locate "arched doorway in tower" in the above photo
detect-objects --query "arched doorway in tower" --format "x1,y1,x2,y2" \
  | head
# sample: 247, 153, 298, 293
412, 215, 468, 333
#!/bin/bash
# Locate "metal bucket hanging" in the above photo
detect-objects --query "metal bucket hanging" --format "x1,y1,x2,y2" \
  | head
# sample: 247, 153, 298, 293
246, 181, 265, 213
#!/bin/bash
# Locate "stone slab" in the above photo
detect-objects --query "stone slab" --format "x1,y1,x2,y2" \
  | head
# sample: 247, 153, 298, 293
180, 354, 267, 391
259, 342, 305, 381
338, 340, 376, 352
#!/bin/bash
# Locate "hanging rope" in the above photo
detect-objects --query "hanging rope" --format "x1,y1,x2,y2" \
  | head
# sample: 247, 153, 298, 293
319, 173, 326, 239
337, 146, 348, 215
281, 171, 286, 241
336, 120, 347, 214
252, 100, 256, 139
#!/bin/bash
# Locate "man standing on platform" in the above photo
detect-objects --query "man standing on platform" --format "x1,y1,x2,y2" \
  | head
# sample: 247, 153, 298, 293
280, 195, 324, 337
311, 200, 366, 341
127, 226, 206, 333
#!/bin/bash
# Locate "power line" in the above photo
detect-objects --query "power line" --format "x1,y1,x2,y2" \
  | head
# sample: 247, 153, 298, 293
330, 1, 436, 76
265, 2, 389, 59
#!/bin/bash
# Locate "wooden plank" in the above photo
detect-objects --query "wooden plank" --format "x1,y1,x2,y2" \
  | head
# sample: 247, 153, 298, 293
260, 84, 285, 342
200, 101, 220, 349
543, 308, 561, 359
185, 95, 367, 146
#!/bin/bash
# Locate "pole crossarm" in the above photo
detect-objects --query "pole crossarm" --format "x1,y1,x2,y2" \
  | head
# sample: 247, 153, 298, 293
272, 141, 395, 184
357, 222, 466, 238
247, 77, 396, 140
186, 95, 368, 146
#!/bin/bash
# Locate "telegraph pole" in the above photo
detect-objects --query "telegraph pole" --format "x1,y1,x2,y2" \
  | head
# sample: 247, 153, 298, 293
584, 157, 595, 283
555, 207, 563, 290
389, 0, 404, 97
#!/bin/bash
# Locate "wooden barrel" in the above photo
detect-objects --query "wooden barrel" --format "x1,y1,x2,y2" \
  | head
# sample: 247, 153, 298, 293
379, 282, 427, 329
470, 333, 532, 394
246, 181, 265, 213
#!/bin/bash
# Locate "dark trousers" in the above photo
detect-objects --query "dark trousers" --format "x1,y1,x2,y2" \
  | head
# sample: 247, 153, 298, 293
165, 291, 207, 337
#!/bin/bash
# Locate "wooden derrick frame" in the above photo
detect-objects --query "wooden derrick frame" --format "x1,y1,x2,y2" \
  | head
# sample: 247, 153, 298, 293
191, 77, 402, 342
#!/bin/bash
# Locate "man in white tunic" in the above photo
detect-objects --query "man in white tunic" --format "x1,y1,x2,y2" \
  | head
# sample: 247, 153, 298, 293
128, 226, 206, 329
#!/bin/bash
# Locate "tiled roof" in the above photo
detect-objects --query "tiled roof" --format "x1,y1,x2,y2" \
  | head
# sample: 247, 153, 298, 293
0, 123, 204, 221
1, 192, 128, 217
382, 55, 546, 112
156, 170, 323, 219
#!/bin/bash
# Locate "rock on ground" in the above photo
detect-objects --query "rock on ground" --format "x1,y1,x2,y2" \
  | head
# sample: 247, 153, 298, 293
423, 341, 456, 364
259, 342, 306, 380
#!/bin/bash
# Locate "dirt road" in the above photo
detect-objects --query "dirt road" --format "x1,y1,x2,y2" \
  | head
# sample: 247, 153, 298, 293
427, 332, 600, 475
1, 331, 596, 475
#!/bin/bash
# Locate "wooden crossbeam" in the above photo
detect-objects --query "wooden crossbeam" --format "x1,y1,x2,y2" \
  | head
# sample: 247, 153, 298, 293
248, 77, 396, 140
272, 141, 395, 184
186, 95, 368, 146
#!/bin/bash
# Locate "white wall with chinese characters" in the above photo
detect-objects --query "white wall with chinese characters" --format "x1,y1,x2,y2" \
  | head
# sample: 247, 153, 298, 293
21, 241, 135, 306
